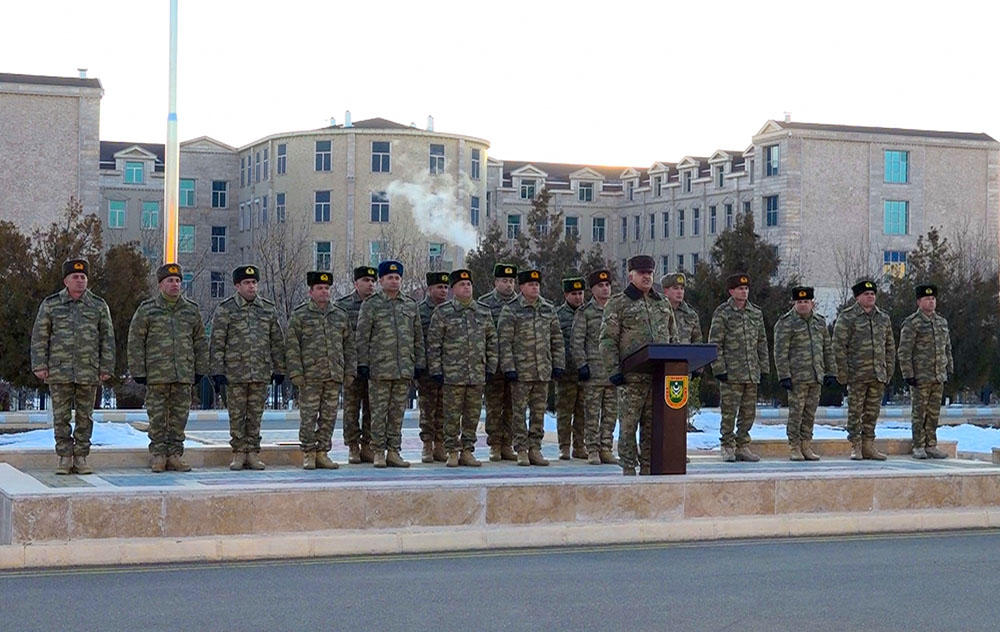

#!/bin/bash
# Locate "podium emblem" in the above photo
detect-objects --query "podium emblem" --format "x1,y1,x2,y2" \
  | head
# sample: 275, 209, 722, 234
665, 375, 688, 409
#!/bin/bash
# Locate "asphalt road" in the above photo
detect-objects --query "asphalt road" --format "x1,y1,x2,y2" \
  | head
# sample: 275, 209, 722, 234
2, 530, 999, 631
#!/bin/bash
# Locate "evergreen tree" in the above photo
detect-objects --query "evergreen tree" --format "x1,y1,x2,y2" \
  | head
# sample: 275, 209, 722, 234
0, 220, 37, 390
519, 189, 582, 303
464, 218, 526, 298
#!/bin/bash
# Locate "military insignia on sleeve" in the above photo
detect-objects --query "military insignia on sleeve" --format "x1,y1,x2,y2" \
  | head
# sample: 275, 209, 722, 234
665, 375, 689, 409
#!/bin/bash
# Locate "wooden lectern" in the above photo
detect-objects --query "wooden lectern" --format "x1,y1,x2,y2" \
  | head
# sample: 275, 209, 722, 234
620, 343, 718, 475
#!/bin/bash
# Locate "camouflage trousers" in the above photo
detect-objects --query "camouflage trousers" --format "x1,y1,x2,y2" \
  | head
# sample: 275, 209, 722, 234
846, 381, 884, 442
370, 378, 411, 452
583, 383, 617, 453
49, 382, 97, 457
342, 376, 371, 447
145, 383, 192, 456
617, 379, 652, 470
417, 376, 444, 443
297, 380, 341, 453
226, 381, 267, 453
720, 381, 757, 448
484, 372, 514, 447
787, 382, 821, 444
911, 382, 944, 448
556, 378, 585, 451
511, 381, 549, 452
442, 384, 483, 452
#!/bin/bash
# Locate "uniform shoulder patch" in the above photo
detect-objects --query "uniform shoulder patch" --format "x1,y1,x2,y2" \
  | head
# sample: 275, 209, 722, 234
292, 300, 309, 312
44, 291, 62, 302
220, 296, 236, 306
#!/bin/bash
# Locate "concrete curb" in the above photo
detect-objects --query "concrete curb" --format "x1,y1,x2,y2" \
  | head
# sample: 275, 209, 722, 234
2, 508, 998, 570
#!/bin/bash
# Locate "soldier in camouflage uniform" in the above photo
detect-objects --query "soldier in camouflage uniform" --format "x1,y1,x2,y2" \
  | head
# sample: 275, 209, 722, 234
708, 273, 769, 463
833, 279, 896, 460
898, 284, 953, 460
285, 271, 356, 470
357, 260, 424, 468
571, 269, 618, 465
662, 271, 702, 441
417, 271, 450, 463
31, 259, 114, 475
600, 256, 677, 475
209, 265, 285, 471
127, 263, 209, 473
498, 269, 565, 466
555, 276, 587, 460
427, 269, 498, 467
336, 266, 376, 464
478, 263, 520, 462
773, 286, 837, 461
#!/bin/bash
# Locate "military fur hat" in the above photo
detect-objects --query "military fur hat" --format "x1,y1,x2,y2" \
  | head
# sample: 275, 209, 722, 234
62, 258, 89, 278
307, 270, 332, 286
562, 277, 585, 293
915, 284, 938, 299
449, 269, 472, 286
852, 279, 877, 297
157, 263, 183, 282
354, 266, 377, 281
517, 269, 542, 285
627, 255, 655, 272
791, 286, 814, 301
661, 272, 686, 288
378, 260, 403, 278
587, 269, 611, 287
233, 265, 260, 284
726, 273, 750, 290
426, 272, 450, 287
493, 263, 517, 279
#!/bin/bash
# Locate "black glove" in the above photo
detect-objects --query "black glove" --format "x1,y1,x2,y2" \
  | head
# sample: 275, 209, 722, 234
715, 373, 728, 383
609, 373, 625, 386
779, 377, 792, 390
551, 368, 564, 380
431, 374, 444, 385
134, 376, 146, 385
271, 373, 284, 385
504, 370, 518, 382
485, 372, 494, 382
414, 367, 426, 379
357, 366, 370, 380
578, 365, 591, 381
905, 377, 918, 387
823, 375, 837, 387
194, 374, 204, 385
211, 374, 227, 391
691, 368, 704, 378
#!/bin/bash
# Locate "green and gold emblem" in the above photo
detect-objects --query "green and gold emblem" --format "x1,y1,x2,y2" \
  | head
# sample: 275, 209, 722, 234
665, 375, 689, 409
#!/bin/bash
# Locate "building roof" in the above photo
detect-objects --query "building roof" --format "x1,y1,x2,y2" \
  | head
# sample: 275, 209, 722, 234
775, 120, 996, 143
0, 72, 102, 90
100, 141, 165, 172
500, 160, 645, 183
318, 117, 414, 130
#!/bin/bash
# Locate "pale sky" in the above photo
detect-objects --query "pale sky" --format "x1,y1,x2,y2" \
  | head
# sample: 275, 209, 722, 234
5, 0, 997, 166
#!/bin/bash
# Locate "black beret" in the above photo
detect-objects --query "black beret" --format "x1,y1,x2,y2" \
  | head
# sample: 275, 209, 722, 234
378, 260, 403, 278
233, 265, 259, 284
157, 263, 183, 282
587, 269, 611, 287
627, 255, 655, 272
493, 263, 517, 279
307, 270, 332, 286
562, 277, 585, 293
426, 272, 449, 286
517, 269, 541, 284
726, 273, 750, 290
915, 284, 938, 298
450, 269, 472, 286
852, 279, 877, 297
354, 266, 377, 281
62, 259, 88, 278
791, 286, 814, 301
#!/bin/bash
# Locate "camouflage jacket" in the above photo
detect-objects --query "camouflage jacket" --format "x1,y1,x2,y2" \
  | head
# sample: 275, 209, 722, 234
708, 297, 769, 383
418, 296, 448, 367
599, 284, 677, 383
30, 289, 115, 384
426, 298, 498, 385
571, 298, 611, 380
555, 302, 581, 379
672, 301, 703, 344
477, 289, 519, 328
773, 309, 835, 384
898, 310, 953, 384
498, 295, 565, 381
285, 299, 356, 383
127, 293, 209, 384
832, 302, 896, 384
334, 289, 367, 331
356, 290, 424, 380
209, 294, 285, 382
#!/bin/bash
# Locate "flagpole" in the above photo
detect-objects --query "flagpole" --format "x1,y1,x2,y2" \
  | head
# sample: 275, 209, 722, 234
163, 0, 179, 263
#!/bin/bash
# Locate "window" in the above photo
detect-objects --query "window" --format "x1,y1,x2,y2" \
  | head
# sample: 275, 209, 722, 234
368, 241, 384, 267
277, 144, 286, 175
141, 201, 159, 229
124, 161, 144, 184
743, 200, 752, 215
716, 167, 724, 188
678, 209, 685, 237
749, 158, 755, 184
372, 141, 390, 173
238, 204, 245, 231
884, 200, 909, 234
108, 200, 126, 228
691, 253, 699, 269
315, 140, 331, 171
559, 215, 577, 238
885, 150, 909, 183
725, 203, 733, 230
765, 144, 779, 176
315, 242, 332, 270
428, 242, 445, 268
314, 190, 331, 222
709, 206, 717, 234
621, 216, 627, 242
429, 144, 445, 174
182, 273, 193, 295
627, 181, 635, 201
592, 217, 606, 242
654, 175, 662, 197
371, 192, 389, 222
765, 195, 779, 227
179, 224, 195, 253
261, 195, 268, 225
211, 180, 228, 208
662, 211, 670, 238
276, 193, 286, 223
520, 179, 536, 199
211, 272, 226, 299
245, 154, 252, 186
470, 148, 481, 179
470, 196, 480, 226
661, 256, 669, 271
486, 191, 491, 217
677, 254, 685, 270
883, 250, 907, 277
684, 171, 691, 193
262, 148, 269, 180
240, 157, 245, 187
179, 179, 195, 207
693, 208, 701, 236
255, 151, 261, 183
621, 259, 627, 278
507, 214, 521, 239
578, 182, 593, 202
633, 215, 640, 241
211, 226, 226, 253
649, 213, 655, 240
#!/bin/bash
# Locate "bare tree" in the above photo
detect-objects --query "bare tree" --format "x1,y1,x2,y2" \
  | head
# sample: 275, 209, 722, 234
251, 216, 313, 323
832, 240, 878, 308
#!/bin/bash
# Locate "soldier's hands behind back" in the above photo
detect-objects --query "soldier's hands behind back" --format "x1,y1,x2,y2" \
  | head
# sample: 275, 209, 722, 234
578, 364, 591, 381
609, 373, 625, 386
779, 377, 792, 390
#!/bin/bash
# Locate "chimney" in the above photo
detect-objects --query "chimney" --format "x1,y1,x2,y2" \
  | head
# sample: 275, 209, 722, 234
329, 117, 336, 127
426, 115, 434, 132
345, 110, 352, 128
77, 68, 88, 79
783, 111, 792, 123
